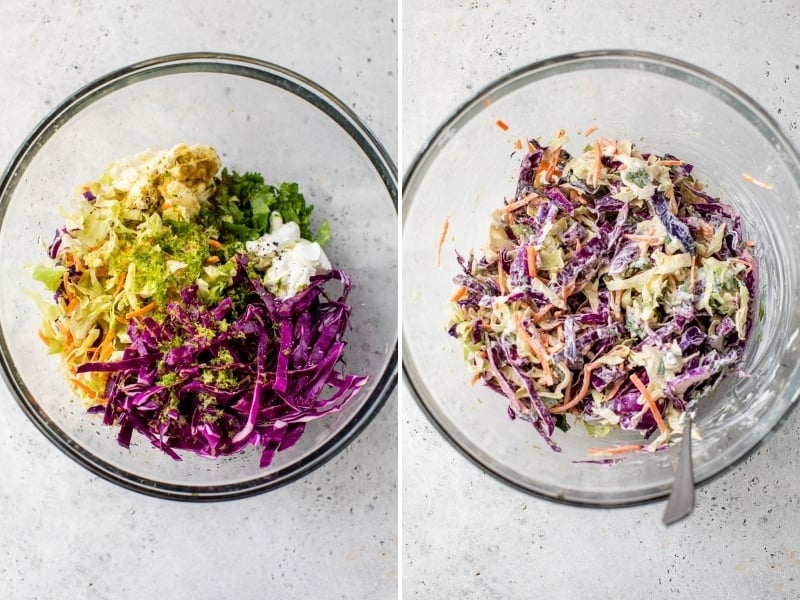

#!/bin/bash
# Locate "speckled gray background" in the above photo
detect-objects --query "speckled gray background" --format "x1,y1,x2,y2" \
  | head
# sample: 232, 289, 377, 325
402, 1, 800, 599
0, 2, 397, 599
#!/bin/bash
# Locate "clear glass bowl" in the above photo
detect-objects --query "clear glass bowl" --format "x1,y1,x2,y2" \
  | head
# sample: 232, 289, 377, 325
403, 50, 800, 506
0, 53, 397, 500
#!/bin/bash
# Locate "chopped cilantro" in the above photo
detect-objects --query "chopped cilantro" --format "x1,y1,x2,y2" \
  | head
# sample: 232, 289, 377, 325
625, 168, 650, 188
554, 413, 570, 433
206, 169, 327, 243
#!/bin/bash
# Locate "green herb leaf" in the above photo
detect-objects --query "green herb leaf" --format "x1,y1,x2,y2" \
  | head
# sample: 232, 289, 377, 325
554, 413, 571, 433
625, 167, 650, 188
205, 169, 324, 242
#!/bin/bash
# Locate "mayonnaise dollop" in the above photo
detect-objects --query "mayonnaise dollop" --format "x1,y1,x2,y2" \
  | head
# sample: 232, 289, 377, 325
245, 214, 331, 298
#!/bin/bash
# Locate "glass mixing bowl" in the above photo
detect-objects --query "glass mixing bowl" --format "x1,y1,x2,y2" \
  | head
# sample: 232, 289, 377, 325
0, 53, 397, 500
403, 50, 800, 506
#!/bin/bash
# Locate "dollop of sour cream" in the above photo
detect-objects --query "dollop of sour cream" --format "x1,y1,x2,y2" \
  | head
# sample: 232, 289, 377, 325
245, 213, 331, 298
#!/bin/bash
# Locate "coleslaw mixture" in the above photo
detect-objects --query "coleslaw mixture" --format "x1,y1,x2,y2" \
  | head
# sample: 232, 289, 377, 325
448, 132, 757, 452
33, 144, 365, 466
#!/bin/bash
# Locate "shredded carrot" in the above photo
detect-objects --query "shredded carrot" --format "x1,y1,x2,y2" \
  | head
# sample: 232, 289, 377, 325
37, 329, 50, 346
729, 257, 753, 272
207, 238, 223, 249
497, 259, 507, 295
469, 371, 482, 386
624, 233, 662, 244
526, 140, 535, 153
741, 173, 774, 190
657, 159, 684, 167
560, 282, 574, 303
501, 195, 534, 213
98, 343, 114, 362
569, 188, 588, 205
630, 373, 667, 435
65, 296, 80, 315
537, 317, 560, 332
745, 239, 756, 248
592, 139, 603, 186
533, 160, 547, 186
204, 255, 220, 265
113, 272, 126, 296
101, 324, 117, 344
666, 186, 678, 216
665, 184, 680, 214
526, 246, 537, 279
96, 323, 118, 358
587, 444, 646, 457
532, 304, 552, 324
516, 320, 554, 386
450, 286, 467, 302
550, 363, 596, 413
495, 119, 509, 131
125, 301, 156, 320
582, 126, 598, 137
533, 145, 562, 186
436, 217, 449, 268
70, 377, 98, 398
114, 315, 127, 326
73, 253, 84, 273
613, 288, 623, 310
513, 139, 523, 150
63, 270, 70, 293
562, 375, 573, 406
605, 377, 625, 402
668, 274, 678, 293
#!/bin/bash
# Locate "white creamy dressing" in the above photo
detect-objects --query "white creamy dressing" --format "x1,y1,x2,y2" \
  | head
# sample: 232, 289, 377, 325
245, 214, 331, 298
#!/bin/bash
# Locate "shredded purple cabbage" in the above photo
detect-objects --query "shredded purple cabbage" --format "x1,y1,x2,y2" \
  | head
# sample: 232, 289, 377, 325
78, 264, 366, 467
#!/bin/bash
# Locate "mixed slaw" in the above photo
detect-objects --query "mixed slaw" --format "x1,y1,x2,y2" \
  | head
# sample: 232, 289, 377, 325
448, 131, 757, 453
33, 144, 365, 466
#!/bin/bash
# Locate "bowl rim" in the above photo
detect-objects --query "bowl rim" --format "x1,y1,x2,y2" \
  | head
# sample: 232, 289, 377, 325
402, 48, 800, 507
0, 51, 398, 501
